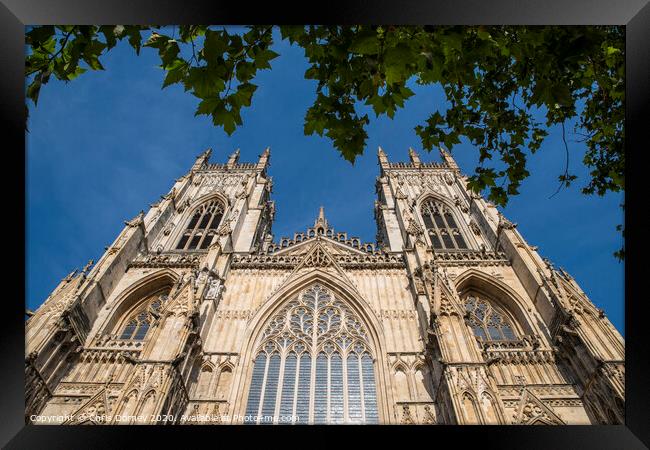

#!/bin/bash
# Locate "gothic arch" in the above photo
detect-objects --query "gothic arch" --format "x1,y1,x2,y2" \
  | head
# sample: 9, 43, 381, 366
186, 355, 215, 397
460, 391, 481, 424
215, 365, 234, 400
232, 270, 390, 423
95, 269, 179, 341
136, 389, 157, 421
412, 362, 434, 401
415, 193, 478, 250
390, 360, 409, 372
479, 391, 500, 424
115, 389, 139, 423
195, 365, 214, 398
172, 193, 229, 250
414, 191, 457, 212
453, 269, 538, 337
393, 367, 411, 401
217, 361, 235, 372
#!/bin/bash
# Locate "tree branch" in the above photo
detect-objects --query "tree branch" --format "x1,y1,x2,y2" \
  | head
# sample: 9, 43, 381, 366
549, 120, 571, 199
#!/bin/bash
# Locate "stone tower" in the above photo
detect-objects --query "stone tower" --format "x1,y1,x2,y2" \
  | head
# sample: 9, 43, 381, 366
25, 146, 624, 425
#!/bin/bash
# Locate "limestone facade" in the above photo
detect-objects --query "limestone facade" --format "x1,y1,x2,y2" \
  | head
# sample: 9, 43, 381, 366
25, 146, 624, 425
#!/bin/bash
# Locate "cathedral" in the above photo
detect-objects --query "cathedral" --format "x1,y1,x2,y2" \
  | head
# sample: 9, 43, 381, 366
25, 146, 625, 425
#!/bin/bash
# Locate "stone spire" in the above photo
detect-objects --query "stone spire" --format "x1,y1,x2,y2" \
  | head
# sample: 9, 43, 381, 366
257, 147, 270, 169
191, 148, 212, 171
226, 148, 240, 169
439, 146, 459, 170
314, 206, 328, 230
408, 147, 421, 167
377, 146, 389, 170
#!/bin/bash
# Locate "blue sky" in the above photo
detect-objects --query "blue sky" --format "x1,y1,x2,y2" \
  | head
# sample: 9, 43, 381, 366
26, 27, 624, 334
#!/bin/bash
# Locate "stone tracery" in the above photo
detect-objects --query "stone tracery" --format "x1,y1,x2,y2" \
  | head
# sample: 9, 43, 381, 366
117, 288, 170, 341
420, 198, 469, 250
244, 284, 378, 424
463, 293, 518, 342
176, 199, 224, 250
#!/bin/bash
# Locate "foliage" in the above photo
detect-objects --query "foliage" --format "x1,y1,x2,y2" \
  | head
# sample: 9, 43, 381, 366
25, 25, 625, 258
26, 25, 277, 134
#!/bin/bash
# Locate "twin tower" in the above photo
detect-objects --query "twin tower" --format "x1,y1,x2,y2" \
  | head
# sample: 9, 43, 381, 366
26, 146, 624, 425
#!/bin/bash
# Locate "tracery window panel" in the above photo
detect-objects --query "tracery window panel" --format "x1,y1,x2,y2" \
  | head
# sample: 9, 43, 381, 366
245, 284, 379, 424
176, 199, 224, 250
118, 289, 170, 341
463, 293, 518, 342
421, 199, 468, 250
244, 353, 267, 423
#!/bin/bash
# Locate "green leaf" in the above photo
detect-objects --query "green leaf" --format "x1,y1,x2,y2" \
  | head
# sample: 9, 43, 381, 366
125, 27, 143, 55
26, 79, 42, 105
235, 61, 255, 83
202, 29, 229, 62
26, 26, 55, 48
162, 59, 188, 88
214, 110, 237, 135
365, 94, 386, 116
65, 66, 87, 81
185, 66, 226, 98
476, 28, 492, 41
280, 26, 306, 44
232, 82, 257, 107
383, 44, 414, 84
195, 96, 223, 116
254, 48, 280, 70
350, 31, 380, 55
99, 25, 124, 49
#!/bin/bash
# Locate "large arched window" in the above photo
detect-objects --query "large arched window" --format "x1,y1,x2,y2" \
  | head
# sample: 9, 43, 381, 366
463, 293, 517, 341
176, 199, 224, 250
244, 284, 379, 424
118, 288, 170, 340
420, 199, 467, 250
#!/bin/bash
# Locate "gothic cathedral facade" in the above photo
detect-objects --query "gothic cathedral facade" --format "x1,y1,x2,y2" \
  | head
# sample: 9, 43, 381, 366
25, 147, 625, 425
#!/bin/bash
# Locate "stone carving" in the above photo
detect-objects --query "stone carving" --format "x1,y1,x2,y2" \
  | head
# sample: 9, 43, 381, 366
205, 277, 223, 300
125, 211, 145, 228
498, 212, 517, 230
513, 388, 564, 425
163, 222, 175, 236
401, 405, 415, 424
422, 405, 436, 424
411, 269, 426, 295
129, 253, 200, 269
302, 246, 333, 268
63, 388, 111, 424
406, 218, 424, 238
394, 186, 407, 200
469, 220, 481, 236
454, 195, 469, 213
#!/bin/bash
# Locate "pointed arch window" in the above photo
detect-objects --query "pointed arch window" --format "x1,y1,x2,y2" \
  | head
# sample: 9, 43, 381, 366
118, 289, 170, 340
244, 284, 379, 424
421, 199, 467, 250
176, 199, 224, 250
463, 293, 517, 341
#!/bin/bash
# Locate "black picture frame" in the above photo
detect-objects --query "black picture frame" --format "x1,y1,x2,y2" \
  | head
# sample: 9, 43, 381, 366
3, 0, 648, 448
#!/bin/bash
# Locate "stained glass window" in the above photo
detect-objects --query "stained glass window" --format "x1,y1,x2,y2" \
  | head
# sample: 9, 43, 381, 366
118, 289, 170, 341
421, 199, 468, 250
245, 284, 379, 424
464, 293, 518, 341
176, 200, 224, 250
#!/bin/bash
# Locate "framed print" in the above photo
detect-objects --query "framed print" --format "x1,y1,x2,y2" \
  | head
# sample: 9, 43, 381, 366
2, 0, 649, 448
